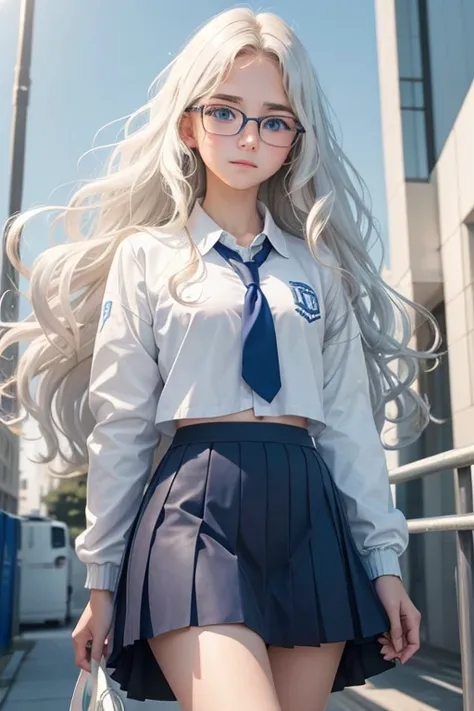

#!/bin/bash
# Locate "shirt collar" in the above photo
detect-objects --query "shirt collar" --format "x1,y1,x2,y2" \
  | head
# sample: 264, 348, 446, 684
187, 199, 289, 259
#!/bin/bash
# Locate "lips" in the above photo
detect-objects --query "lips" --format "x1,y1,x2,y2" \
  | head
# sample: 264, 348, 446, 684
230, 160, 257, 167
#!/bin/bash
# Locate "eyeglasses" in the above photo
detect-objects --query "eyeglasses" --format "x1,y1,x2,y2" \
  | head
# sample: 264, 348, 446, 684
186, 104, 305, 148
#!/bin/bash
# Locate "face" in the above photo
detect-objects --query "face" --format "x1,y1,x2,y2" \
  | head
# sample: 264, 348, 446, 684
180, 53, 300, 193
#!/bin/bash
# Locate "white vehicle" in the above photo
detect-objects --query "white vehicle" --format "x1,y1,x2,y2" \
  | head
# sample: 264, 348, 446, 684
19, 516, 72, 626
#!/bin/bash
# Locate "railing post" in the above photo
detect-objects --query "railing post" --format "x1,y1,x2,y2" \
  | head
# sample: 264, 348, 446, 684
454, 465, 474, 711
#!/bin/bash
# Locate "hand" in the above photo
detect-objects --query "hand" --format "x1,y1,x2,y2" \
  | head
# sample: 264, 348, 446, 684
374, 575, 421, 664
72, 589, 114, 672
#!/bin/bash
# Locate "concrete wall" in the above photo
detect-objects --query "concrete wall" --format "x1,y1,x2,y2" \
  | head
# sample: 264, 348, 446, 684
433, 83, 474, 447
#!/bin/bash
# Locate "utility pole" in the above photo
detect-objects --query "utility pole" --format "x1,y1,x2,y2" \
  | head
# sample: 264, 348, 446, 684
0, 0, 35, 509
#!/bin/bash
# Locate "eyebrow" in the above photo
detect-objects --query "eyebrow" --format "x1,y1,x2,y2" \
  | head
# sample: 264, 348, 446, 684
208, 93, 295, 114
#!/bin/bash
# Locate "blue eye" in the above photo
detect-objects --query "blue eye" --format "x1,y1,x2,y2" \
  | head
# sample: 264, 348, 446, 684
206, 106, 235, 121
262, 117, 292, 132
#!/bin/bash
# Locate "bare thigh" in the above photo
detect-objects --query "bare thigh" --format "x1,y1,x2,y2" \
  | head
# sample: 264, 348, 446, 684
149, 624, 282, 711
268, 642, 345, 711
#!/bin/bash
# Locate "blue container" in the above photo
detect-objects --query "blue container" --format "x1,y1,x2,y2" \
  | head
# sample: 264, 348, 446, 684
0, 512, 21, 655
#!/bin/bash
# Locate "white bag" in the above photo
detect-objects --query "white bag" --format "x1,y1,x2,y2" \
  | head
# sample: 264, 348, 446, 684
69, 659, 125, 711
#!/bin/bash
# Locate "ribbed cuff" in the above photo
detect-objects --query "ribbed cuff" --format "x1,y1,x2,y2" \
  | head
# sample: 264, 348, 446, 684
362, 548, 402, 581
85, 562, 120, 591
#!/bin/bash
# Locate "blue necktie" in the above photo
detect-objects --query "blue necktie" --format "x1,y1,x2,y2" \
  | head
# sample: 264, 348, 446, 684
214, 237, 282, 403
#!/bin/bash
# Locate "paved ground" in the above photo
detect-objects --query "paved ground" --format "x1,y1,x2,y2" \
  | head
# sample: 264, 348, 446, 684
1, 622, 464, 711
340, 655, 463, 711
2, 626, 167, 711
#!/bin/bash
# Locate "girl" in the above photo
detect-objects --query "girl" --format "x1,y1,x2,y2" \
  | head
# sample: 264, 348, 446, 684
0, 9, 439, 711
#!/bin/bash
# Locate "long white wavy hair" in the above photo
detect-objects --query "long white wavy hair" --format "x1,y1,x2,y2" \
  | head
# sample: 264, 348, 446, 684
0, 8, 439, 475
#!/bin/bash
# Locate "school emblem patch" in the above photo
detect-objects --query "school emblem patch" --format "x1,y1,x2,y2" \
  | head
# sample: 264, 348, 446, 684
100, 300, 112, 332
289, 281, 321, 323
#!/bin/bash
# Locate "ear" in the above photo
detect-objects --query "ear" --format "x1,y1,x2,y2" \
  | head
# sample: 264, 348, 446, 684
180, 113, 198, 149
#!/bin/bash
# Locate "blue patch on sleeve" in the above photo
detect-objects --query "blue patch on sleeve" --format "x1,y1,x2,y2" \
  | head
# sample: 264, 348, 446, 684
100, 300, 113, 332
289, 281, 321, 323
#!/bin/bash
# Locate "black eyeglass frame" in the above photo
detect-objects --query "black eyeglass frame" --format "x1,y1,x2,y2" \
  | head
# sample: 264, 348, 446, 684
186, 104, 306, 146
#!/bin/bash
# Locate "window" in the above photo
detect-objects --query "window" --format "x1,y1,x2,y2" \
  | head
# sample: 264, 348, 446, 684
51, 524, 66, 549
401, 108, 429, 180
395, 0, 435, 179
20, 478, 28, 491
426, 0, 474, 158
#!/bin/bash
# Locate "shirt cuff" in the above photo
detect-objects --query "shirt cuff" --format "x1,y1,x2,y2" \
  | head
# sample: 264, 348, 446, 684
362, 548, 402, 580
85, 562, 120, 591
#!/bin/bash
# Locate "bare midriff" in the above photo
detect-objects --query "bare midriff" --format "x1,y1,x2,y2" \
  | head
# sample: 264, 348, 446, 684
176, 409, 308, 430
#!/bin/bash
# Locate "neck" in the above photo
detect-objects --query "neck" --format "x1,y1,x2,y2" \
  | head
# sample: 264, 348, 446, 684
201, 176, 263, 247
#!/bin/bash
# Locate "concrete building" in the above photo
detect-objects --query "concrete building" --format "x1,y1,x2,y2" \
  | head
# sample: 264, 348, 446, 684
17, 419, 58, 516
375, 0, 474, 655
18, 459, 54, 517
0, 363, 22, 513
0, 427, 19, 513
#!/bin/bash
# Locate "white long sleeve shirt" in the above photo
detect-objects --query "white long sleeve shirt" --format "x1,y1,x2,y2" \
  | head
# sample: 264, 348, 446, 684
75, 200, 408, 591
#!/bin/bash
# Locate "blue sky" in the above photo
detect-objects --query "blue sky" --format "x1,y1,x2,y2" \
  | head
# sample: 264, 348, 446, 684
0, 0, 387, 323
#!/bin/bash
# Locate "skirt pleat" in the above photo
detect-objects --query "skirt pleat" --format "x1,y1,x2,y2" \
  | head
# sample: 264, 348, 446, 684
107, 422, 395, 701
124, 443, 185, 644
194, 443, 243, 628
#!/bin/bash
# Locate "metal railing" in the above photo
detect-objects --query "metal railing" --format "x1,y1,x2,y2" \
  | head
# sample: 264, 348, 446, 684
389, 445, 474, 711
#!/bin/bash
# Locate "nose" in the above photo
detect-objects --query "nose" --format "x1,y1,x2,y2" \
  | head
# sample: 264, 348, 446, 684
238, 119, 259, 150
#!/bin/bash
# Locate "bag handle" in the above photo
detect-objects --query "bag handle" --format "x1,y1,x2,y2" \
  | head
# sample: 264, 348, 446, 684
87, 659, 125, 711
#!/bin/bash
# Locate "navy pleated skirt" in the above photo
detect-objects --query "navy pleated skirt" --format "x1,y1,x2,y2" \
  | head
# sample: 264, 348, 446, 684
107, 422, 394, 701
